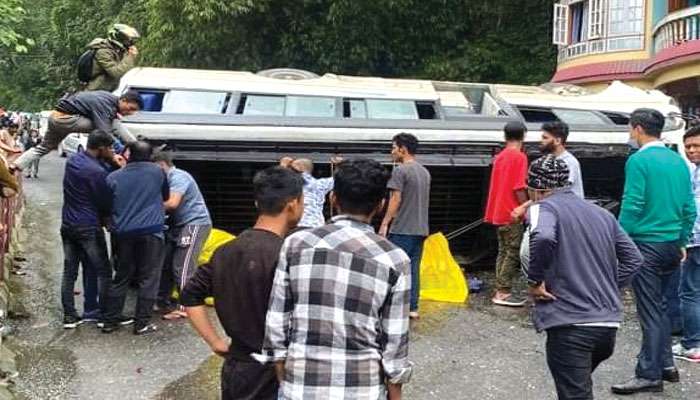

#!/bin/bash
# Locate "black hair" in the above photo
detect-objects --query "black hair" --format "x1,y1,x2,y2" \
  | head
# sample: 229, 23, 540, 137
152, 150, 174, 166
630, 108, 665, 138
120, 90, 144, 110
541, 121, 570, 143
126, 140, 152, 162
392, 133, 419, 155
333, 158, 390, 216
253, 166, 304, 215
504, 121, 526, 141
87, 130, 115, 150
684, 125, 700, 141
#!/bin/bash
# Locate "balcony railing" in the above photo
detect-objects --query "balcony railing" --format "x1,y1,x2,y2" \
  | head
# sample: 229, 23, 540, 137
653, 5, 700, 54
558, 35, 643, 63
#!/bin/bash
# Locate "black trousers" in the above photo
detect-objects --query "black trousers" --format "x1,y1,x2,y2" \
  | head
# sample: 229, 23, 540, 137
546, 326, 617, 400
221, 357, 278, 400
104, 234, 165, 325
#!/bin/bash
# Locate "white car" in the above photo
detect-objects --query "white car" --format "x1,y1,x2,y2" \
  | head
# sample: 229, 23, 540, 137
57, 133, 88, 157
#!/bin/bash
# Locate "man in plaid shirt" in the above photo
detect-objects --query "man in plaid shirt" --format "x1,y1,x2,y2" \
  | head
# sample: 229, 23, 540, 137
256, 158, 413, 400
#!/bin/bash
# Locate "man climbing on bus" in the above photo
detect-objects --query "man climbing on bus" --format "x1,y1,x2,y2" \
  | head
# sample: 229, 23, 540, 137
81, 24, 140, 92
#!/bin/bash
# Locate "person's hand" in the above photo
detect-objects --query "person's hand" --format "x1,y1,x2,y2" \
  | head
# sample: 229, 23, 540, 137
330, 155, 343, 165
113, 154, 127, 168
681, 247, 688, 263
529, 282, 557, 302
379, 224, 389, 237
128, 46, 139, 56
12, 148, 22, 154
210, 337, 229, 357
511, 200, 532, 223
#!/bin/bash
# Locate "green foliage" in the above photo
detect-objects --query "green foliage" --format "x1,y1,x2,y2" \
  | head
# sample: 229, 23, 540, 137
0, 0, 557, 111
0, 0, 34, 53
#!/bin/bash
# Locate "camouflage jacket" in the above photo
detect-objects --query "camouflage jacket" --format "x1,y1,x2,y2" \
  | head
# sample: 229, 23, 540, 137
85, 38, 136, 92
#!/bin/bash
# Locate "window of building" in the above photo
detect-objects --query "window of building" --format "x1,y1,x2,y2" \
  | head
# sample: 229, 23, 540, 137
570, 1, 590, 44
553, 3, 570, 45
669, 0, 689, 13
588, 0, 606, 39
608, 0, 644, 36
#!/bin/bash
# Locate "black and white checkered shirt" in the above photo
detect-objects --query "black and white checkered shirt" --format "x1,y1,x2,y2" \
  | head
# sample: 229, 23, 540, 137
256, 215, 413, 399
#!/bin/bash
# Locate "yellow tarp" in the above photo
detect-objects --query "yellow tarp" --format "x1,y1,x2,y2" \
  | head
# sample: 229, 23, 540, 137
419, 233, 469, 303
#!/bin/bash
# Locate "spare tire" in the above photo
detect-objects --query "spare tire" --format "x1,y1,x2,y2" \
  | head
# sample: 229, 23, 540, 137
256, 68, 319, 80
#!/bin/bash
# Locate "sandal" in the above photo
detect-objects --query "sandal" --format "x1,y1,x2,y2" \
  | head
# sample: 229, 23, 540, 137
161, 310, 188, 320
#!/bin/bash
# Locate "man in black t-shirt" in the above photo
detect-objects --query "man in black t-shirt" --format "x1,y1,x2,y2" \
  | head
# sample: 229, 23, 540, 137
181, 166, 304, 400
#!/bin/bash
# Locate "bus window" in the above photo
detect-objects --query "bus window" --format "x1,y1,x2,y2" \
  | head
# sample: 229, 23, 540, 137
286, 96, 336, 117
136, 90, 165, 112
162, 90, 229, 114
416, 102, 438, 119
343, 99, 367, 118
553, 109, 608, 125
366, 99, 419, 119
241, 95, 286, 116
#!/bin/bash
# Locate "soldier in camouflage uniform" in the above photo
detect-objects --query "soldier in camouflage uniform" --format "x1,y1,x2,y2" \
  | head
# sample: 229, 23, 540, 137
85, 24, 140, 92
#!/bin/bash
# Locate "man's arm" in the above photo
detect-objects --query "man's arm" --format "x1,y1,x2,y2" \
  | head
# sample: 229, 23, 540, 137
614, 222, 643, 288
380, 260, 413, 399
680, 180, 697, 248
164, 192, 184, 211
380, 190, 401, 237
94, 47, 136, 80
618, 158, 645, 235
181, 262, 229, 356
527, 205, 557, 284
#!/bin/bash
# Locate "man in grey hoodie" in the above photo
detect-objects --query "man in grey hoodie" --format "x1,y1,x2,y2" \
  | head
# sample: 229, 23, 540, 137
525, 155, 643, 400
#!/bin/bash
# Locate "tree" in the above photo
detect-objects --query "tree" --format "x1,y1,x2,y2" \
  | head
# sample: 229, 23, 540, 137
0, 0, 34, 53
0, 0, 557, 110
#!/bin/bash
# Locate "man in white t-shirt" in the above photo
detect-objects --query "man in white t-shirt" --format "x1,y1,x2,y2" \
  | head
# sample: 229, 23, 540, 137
540, 121, 585, 199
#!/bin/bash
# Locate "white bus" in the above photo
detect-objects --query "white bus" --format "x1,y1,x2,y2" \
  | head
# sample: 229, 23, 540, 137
115, 67, 684, 262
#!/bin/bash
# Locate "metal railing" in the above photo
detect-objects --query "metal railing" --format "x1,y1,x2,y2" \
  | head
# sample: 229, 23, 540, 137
557, 36, 642, 63
653, 5, 700, 53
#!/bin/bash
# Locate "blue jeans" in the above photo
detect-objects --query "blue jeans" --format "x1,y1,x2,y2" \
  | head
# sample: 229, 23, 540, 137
665, 267, 683, 334
681, 247, 700, 349
632, 242, 680, 380
60, 225, 112, 318
388, 234, 425, 312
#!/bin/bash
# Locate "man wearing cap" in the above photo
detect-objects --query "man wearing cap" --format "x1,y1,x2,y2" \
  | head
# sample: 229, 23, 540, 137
525, 154, 642, 400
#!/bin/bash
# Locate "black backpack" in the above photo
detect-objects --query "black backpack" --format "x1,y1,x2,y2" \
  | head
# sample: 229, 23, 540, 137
77, 49, 96, 83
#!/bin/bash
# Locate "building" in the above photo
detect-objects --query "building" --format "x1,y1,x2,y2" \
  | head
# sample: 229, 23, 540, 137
552, 0, 700, 115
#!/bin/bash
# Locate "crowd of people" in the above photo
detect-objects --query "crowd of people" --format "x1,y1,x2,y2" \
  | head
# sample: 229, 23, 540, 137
487, 109, 699, 399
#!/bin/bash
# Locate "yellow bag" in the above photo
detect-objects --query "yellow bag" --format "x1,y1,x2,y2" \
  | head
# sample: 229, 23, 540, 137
419, 233, 469, 303
176, 229, 236, 306
197, 228, 236, 266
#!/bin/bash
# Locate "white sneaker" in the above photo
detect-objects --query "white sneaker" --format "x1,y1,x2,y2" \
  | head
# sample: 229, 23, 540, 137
672, 343, 700, 363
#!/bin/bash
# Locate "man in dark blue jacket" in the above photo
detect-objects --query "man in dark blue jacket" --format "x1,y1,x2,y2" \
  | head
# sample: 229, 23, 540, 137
525, 155, 643, 400
60, 131, 118, 329
103, 140, 169, 335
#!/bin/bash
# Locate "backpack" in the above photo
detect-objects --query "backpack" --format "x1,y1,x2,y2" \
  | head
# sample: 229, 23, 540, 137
77, 49, 97, 83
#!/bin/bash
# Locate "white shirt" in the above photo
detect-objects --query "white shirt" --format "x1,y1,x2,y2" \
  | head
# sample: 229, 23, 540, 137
557, 151, 585, 199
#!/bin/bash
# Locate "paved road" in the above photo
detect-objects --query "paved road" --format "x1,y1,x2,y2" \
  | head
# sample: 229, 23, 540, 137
6, 153, 700, 399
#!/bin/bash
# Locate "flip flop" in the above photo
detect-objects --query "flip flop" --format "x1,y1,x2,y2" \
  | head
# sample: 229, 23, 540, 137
162, 310, 188, 321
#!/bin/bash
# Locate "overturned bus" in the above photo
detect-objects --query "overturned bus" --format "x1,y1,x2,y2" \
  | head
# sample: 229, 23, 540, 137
115, 67, 684, 266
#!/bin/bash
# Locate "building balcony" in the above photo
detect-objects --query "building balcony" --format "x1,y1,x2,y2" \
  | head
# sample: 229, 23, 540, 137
557, 35, 644, 63
653, 5, 700, 53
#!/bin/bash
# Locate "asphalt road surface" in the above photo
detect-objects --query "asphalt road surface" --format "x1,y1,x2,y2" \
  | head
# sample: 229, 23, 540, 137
6, 153, 700, 399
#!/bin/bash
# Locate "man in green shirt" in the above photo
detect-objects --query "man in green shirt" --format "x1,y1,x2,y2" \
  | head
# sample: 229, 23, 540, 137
612, 109, 696, 395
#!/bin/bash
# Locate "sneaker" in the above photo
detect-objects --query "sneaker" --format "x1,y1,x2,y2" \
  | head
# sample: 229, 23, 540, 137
97, 316, 134, 328
672, 343, 700, 363
81, 310, 101, 323
63, 315, 83, 329
492, 293, 527, 307
101, 322, 120, 334
409, 311, 420, 319
133, 323, 157, 336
